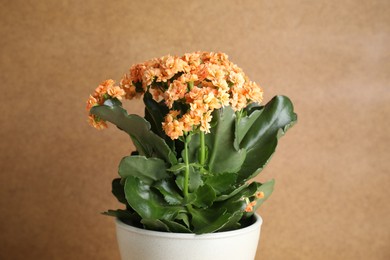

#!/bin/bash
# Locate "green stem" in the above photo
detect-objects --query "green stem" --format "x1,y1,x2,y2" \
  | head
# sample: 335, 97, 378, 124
235, 109, 243, 125
188, 81, 194, 90
199, 131, 206, 166
183, 135, 190, 199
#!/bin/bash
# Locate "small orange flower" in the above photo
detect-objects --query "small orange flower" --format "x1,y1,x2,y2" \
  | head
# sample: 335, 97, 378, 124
179, 113, 194, 132
130, 63, 146, 83
206, 64, 226, 81
255, 191, 265, 199
120, 74, 138, 100
189, 100, 207, 116
107, 85, 126, 100
161, 55, 187, 80
86, 95, 98, 111
244, 201, 257, 213
193, 63, 208, 81
212, 78, 229, 90
162, 110, 184, 140
124, 85, 137, 99
162, 119, 184, 140
217, 90, 230, 106
183, 52, 201, 70
143, 67, 162, 87
188, 110, 202, 126
186, 86, 204, 103
88, 115, 108, 130
170, 80, 188, 99
180, 73, 198, 83
120, 74, 132, 88
229, 71, 245, 87
203, 89, 221, 111
200, 111, 213, 133
244, 81, 263, 104
230, 91, 248, 111
150, 87, 164, 101
95, 79, 115, 97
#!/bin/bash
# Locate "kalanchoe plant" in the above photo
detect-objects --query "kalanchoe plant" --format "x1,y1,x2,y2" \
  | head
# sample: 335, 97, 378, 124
86, 51, 297, 234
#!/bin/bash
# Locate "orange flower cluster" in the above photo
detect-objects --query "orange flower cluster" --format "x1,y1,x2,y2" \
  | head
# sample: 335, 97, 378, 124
87, 52, 264, 139
86, 79, 125, 129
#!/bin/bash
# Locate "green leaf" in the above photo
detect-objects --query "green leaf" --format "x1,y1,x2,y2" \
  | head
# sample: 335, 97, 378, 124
102, 209, 141, 227
90, 102, 177, 165
228, 182, 261, 201
215, 183, 249, 201
218, 211, 243, 232
161, 219, 192, 233
238, 96, 297, 182
215, 197, 246, 214
205, 107, 246, 174
102, 209, 135, 219
234, 108, 263, 150
187, 133, 200, 163
244, 102, 262, 114
143, 92, 173, 148
124, 176, 183, 220
252, 179, 275, 212
111, 178, 127, 204
175, 212, 190, 228
143, 92, 167, 137
188, 165, 203, 192
141, 219, 169, 232
176, 146, 203, 192
154, 179, 184, 205
217, 180, 274, 219
209, 183, 261, 222
215, 182, 260, 213
119, 156, 168, 185
175, 175, 184, 192
193, 184, 216, 208
205, 172, 237, 195
189, 207, 233, 234
190, 208, 227, 234
167, 163, 186, 173
142, 217, 193, 233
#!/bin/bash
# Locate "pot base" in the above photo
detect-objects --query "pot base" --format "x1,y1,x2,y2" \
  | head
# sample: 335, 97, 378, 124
115, 214, 262, 260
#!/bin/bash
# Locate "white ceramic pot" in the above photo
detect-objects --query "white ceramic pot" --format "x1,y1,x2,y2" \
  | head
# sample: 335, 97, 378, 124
115, 214, 262, 260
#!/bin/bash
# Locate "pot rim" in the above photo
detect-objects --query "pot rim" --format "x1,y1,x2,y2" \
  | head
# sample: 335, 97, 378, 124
115, 213, 262, 240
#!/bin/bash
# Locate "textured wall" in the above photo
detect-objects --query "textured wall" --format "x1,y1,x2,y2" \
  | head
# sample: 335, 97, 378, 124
0, 0, 389, 259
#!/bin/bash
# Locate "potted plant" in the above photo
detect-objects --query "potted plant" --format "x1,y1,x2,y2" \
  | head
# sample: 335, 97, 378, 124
86, 51, 297, 260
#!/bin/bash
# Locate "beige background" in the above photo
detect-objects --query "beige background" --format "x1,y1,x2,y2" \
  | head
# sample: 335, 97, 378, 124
1, 0, 389, 259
